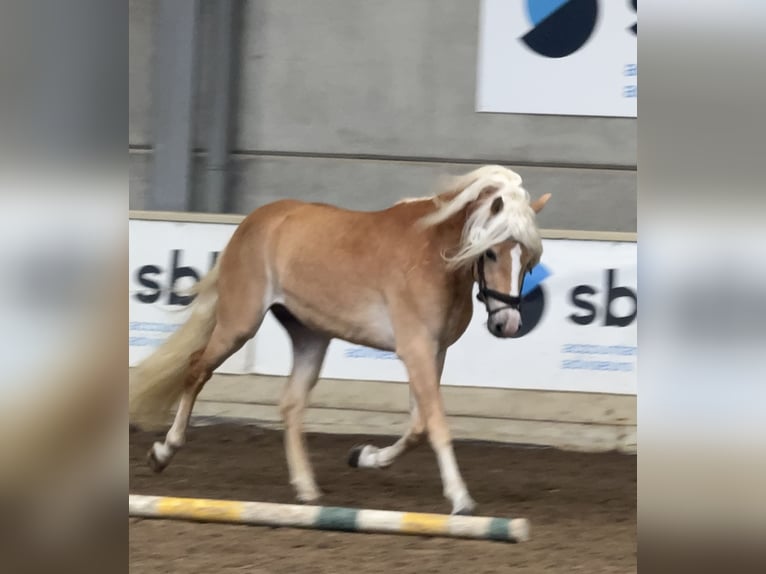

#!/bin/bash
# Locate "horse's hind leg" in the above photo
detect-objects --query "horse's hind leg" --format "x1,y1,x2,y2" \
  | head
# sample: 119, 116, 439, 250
273, 306, 330, 503
348, 393, 424, 469
147, 346, 215, 472
147, 280, 269, 472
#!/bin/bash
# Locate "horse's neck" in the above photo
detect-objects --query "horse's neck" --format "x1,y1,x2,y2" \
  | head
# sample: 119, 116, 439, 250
433, 206, 468, 249
428, 204, 477, 322
425, 201, 475, 282
390, 195, 475, 298
392, 194, 473, 270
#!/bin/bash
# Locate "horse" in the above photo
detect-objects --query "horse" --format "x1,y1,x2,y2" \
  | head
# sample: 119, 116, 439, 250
129, 164, 551, 515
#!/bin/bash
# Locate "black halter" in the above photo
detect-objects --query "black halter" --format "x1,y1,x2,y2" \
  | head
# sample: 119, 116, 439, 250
475, 255, 522, 316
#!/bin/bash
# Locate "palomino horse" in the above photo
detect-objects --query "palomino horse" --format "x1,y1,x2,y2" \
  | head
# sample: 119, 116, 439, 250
129, 165, 550, 515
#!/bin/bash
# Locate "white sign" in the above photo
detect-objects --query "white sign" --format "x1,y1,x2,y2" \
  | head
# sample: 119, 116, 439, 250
442, 239, 636, 394
476, 0, 637, 117
257, 239, 636, 395
128, 219, 254, 374
129, 219, 637, 394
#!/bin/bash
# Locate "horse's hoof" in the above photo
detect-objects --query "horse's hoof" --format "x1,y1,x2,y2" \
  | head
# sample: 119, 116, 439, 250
146, 447, 167, 474
296, 490, 322, 505
452, 506, 475, 516
451, 495, 477, 516
347, 445, 365, 468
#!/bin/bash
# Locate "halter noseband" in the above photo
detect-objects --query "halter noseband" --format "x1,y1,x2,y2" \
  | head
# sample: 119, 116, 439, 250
475, 255, 522, 317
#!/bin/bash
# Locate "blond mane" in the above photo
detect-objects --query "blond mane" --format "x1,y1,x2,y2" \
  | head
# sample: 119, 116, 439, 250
418, 165, 543, 270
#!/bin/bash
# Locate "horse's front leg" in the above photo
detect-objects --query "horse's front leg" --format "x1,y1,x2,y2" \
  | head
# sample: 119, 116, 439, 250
397, 337, 476, 515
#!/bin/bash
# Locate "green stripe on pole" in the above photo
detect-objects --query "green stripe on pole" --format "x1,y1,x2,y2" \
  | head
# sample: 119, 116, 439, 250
487, 517, 512, 541
316, 506, 358, 532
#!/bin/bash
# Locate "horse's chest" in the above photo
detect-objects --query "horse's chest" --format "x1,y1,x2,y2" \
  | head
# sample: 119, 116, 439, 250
443, 298, 474, 347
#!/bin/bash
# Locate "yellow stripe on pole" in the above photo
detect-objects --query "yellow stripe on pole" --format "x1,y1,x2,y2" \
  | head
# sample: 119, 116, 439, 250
400, 512, 450, 535
156, 496, 243, 522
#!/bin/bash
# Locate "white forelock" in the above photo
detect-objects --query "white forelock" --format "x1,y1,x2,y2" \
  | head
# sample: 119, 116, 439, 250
419, 165, 543, 269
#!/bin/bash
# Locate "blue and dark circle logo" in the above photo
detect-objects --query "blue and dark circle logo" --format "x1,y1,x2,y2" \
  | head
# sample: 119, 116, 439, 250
521, 0, 599, 58
513, 263, 552, 338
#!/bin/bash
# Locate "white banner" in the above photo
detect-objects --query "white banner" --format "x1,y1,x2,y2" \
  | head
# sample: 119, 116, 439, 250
442, 239, 636, 394
129, 219, 636, 394
128, 220, 253, 374
476, 0, 637, 117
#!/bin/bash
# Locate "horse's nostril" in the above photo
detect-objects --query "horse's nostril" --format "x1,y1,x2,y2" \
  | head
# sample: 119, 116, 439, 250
493, 323, 503, 335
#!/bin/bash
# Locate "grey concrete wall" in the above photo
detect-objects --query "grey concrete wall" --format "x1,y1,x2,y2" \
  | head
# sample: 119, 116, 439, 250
129, 0, 154, 146
129, 0, 636, 231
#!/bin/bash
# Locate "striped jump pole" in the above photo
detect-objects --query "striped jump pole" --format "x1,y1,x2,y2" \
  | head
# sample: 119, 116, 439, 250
129, 494, 530, 543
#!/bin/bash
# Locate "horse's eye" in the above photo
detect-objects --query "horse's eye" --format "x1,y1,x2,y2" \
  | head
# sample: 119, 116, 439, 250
485, 250, 497, 262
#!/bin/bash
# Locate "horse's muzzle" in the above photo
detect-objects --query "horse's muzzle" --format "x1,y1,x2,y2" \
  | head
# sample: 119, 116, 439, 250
487, 308, 521, 338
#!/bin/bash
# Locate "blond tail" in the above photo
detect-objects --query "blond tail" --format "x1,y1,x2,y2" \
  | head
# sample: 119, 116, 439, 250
129, 262, 221, 429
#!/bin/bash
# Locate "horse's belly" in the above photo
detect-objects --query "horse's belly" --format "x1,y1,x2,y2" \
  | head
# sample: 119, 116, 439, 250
283, 298, 397, 352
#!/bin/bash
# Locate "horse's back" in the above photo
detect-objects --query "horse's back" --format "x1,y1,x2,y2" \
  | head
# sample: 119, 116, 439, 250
224, 196, 438, 290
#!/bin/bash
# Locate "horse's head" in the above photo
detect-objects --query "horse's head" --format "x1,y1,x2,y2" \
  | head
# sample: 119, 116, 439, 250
475, 235, 538, 338
468, 185, 551, 338
418, 165, 551, 337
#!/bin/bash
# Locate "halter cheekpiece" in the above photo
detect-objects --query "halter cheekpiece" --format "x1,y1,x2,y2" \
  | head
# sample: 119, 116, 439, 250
475, 255, 522, 316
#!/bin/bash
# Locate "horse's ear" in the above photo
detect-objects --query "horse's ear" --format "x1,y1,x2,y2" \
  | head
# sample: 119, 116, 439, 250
531, 193, 551, 214
490, 195, 504, 215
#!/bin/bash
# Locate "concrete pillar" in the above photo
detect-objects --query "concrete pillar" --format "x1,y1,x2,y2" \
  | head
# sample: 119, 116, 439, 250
149, 0, 200, 212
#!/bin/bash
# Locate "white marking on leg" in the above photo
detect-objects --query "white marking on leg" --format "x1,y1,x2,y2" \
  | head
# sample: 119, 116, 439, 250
374, 441, 406, 467
357, 436, 417, 469
293, 479, 322, 503
151, 390, 195, 466
435, 444, 475, 514
356, 445, 382, 468
152, 441, 174, 464
355, 397, 423, 468
166, 392, 194, 448
281, 337, 328, 502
